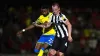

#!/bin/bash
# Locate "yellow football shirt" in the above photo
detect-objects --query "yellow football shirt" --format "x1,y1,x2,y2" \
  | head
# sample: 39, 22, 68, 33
36, 12, 56, 35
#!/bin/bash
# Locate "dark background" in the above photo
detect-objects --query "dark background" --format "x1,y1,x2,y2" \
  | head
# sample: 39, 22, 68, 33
0, 0, 100, 56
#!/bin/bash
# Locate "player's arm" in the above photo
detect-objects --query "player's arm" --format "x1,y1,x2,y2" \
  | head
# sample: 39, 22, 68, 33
34, 24, 45, 28
23, 24, 35, 31
43, 22, 53, 28
65, 20, 72, 37
17, 16, 41, 35
17, 23, 35, 35
63, 15, 73, 42
34, 22, 52, 28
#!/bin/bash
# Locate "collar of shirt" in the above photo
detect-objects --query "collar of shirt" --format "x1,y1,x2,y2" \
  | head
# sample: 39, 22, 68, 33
53, 13, 62, 17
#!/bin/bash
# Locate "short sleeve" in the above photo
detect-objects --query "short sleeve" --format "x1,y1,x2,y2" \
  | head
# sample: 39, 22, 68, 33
35, 16, 41, 24
62, 14, 68, 21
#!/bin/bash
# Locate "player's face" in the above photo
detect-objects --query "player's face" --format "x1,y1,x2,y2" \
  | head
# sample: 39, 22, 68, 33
52, 6, 60, 14
41, 9, 49, 15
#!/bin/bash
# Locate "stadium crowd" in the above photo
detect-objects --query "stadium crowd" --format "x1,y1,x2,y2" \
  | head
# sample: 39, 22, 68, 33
0, 6, 100, 56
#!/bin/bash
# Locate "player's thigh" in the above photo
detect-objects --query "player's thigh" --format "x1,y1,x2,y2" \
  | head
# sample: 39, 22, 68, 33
37, 35, 45, 43
48, 49, 57, 55
45, 35, 55, 46
35, 35, 45, 49
35, 43, 42, 49
42, 35, 54, 48
59, 52, 64, 56
42, 43, 49, 49
51, 37, 60, 51
59, 39, 68, 54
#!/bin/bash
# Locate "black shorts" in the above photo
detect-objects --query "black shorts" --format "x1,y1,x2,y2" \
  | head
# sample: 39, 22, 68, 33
51, 36, 69, 53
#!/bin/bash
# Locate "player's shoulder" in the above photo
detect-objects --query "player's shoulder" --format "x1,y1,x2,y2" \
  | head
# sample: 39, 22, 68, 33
49, 12, 52, 14
60, 13, 68, 20
61, 13, 66, 16
39, 14, 43, 17
48, 12, 53, 17
39, 15, 44, 18
60, 13, 67, 18
49, 12, 53, 15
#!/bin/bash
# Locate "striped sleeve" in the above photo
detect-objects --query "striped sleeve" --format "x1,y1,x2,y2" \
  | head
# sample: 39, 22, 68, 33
62, 14, 68, 21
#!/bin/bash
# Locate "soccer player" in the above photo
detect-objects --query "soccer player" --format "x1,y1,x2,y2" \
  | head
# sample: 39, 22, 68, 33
17, 6, 56, 56
46, 3, 73, 56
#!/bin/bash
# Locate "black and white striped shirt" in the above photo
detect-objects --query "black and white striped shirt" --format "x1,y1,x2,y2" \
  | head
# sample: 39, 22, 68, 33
50, 13, 68, 38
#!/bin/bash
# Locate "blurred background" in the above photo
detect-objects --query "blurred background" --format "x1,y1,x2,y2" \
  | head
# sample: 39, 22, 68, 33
0, 0, 100, 56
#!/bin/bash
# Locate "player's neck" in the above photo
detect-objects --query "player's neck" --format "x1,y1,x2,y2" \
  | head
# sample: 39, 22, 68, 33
55, 11, 60, 16
43, 13, 49, 17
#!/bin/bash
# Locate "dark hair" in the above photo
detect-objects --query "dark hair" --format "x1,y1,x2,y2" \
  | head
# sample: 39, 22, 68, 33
41, 5, 49, 9
52, 3, 60, 8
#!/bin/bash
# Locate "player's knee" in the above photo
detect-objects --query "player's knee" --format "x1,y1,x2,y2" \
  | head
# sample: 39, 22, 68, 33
43, 43, 49, 48
34, 48, 39, 53
35, 43, 41, 49
49, 49, 56, 55
59, 52, 64, 56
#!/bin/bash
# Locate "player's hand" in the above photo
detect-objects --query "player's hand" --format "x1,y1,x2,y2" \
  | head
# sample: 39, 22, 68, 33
17, 31, 23, 35
43, 22, 52, 28
16, 31, 23, 38
68, 36, 73, 42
